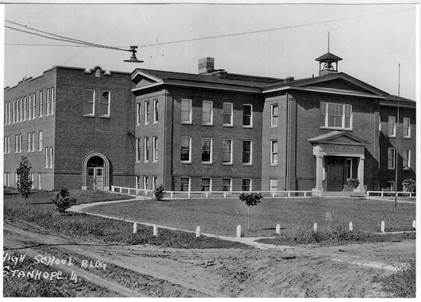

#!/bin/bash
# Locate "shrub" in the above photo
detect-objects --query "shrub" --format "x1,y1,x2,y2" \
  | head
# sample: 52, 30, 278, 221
52, 187, 76, 213
154, 184, 166, 201
16, 156, 32, 200
347, 178, 360, 189
379, 260, 415, 297
402, 179, 415, 193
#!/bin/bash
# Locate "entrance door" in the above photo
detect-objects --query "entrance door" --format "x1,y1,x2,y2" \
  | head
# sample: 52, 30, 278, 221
326, 157, 345, 191
93, 167, 104, 191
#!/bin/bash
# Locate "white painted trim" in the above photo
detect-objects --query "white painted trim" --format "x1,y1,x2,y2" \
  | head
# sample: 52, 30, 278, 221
131, 70, 163, 82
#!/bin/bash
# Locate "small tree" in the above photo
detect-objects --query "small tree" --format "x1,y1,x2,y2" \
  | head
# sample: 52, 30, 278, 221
52, 187, 76, 213
402, 179, 416, 194
239, 192, 263, 230
16, 156, 32, 201
154, 184, 166, 201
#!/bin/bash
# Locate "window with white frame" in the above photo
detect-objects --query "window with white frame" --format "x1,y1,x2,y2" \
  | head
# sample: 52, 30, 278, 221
15, 135, 19, 153
28, 95, 33, 120
152, 136, 158, 162
49, 147, 54, 168
45, 147, 54, 168
136, 103, 141, 125
180, 177, 190, 191
201, 178, 211, 191
27, 132, 31, 152
270, 104, 279, 127
39, 90, 44, 117
222, 178, 232, 191
135, 138, 141, 162
18, 99, 21, 122
32, 93, 36, 119
46, 89, 50, 115
202, 100, 213, 125
321, 102, 352, 129
38, 131, 43, 151
222, 139, 232, 164
223, 102, 233, 126
31, 132, 35, 151
153, 99, 158, 123
31, 173, 35, 189
201, 138, 213, 163
388, 147, 396, 170
23, 97, 28, 121
181, 98, 192, 124
50, 87, 55, 115
83, 89, 95, 116
242, 140, 252, 164
269, 179, 278, 192
4, 173, 10, 187
152, 176, 158, 190
19, 134, 22, 153
270, 140, 278, 165
4, 136, 8, 154
99, 90, 110, 117
242, 179, 252, 191
388, 116, 396, 137
144, 100, 149, 124
180, 136, 191, 162
143, 137, 149, 162
38, 173, 42, 190
243, 104, 253, 127
143, 176, 149, 190
403, 149, 411, 169
403, 117, 411, 138
135, 176, 141, 189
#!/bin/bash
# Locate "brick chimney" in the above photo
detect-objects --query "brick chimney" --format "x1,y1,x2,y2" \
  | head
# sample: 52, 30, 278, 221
198, 57, 214, 74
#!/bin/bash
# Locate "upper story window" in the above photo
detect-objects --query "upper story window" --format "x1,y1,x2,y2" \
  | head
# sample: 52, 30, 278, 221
180, 136, 191, 163
23, 97, 28, 121
46, 89, 51, 115
270, 104, 279, 127
19, 98, 24, 122
202, 100, 213, 125
32, 94, 36, 119
270, 140, 278, 165
144, 100, 149, 124
242, 140, 252, 165
153, 99, 158, 123
143, 137, 149, 162
48, 87, 55, 116
403, 149, 411, 169
181, 98, 192, 124
83, 89, 95, 116
388, 116, 396, 137
222, 139, 232, 165
152, 136, 158, 162
39, 90, 44, 117
321, 102, 352, 130
223, 102, 233, 126
388, 147, 396, 170
38, 131, 43, 151
99, 91, 110, 117
136, 103, 141, 125
45, 147, 54, 168
403, 117, 411, 138
243, 104, 253, 127
135, 137, 141, 162
201, 138, 213, 163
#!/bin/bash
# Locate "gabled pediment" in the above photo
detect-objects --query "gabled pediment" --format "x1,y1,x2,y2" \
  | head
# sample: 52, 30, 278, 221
308, 131, 368, 146
131, 70, 163, 89
307, 78, 379, 96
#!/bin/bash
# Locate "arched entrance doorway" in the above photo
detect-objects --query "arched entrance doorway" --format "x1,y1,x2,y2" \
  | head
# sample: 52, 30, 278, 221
81, 152, 110, 191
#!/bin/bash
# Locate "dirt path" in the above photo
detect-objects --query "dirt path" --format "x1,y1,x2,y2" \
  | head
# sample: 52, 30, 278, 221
3, 221, 414, 297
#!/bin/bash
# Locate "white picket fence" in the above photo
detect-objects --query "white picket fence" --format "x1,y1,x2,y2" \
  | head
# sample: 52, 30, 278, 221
366, 191, 416, 198
110, 185, 313, 199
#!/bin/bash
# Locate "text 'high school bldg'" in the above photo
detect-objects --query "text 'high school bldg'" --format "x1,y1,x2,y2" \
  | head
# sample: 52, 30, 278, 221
3, 51, 416, 195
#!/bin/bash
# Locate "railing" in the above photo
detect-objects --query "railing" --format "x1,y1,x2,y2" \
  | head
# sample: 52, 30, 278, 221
110, 185, 313, 199
366, 191, 416, 198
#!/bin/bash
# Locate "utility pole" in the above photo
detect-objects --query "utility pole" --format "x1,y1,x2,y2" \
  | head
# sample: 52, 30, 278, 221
394, 63, 401, 209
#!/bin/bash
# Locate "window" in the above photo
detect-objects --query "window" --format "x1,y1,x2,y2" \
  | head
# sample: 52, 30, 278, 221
23, 97, 28, 121
28, 95, 32, 120
15, 135, 19, 153
152, 176, 158, 190
222, 178, 232, 191
388, 116, 396, 137
143, 176, 149, 190
403, 118, 411, 138
50, 88, 55, 115
202, 100, 213, 125
136, 103, 141, 125
7, 102, 11, 125
223, 102, 233, 126
38, 173, 41, 190
222, 139, 232, 164
38, 131, 43, 151
46, 89, 50, 115
269, 179, 278, 192
201, 138, 213, 163
243, 104, 253, 127
49, 147, 54, 168
242, 179, 251, 191
152, 136, 158, 162
153, 99, 158, 123
242, 140, 252, 164
135, 138, 141, 162
403, 150, 411, 169
32, 94, 36, 119
271, 104, 279, 127
39, 90, 44, 117
27, 132, 31, 152
270, 140, 278, 165
45, 147, 49, 167
181, 98, 192, 124
180, 177, 190, 191
386, 181, 395, 191
31, 173, 35, 189
321, 102, 352, 129
345, 158, 352, 179
45, 147, 54, 168
180, 136, 191, 162
4, 136, 9, 154
99, 91, 110, 117
143, 137, 149, 162
4, 173, 10, 187
201, 178, 211, 191
83, 89, 95, 116
144, 100, 149, 124
135, 176, 141, 189
388, 147, 396, 170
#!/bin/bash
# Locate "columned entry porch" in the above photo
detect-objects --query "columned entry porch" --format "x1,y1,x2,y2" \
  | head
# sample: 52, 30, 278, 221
309, 131, 367, 196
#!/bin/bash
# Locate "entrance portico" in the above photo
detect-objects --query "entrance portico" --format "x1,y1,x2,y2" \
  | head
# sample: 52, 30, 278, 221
309, 131, 367, 195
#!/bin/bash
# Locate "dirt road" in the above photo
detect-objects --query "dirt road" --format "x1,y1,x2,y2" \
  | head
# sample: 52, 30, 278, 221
3, 220, 414, 297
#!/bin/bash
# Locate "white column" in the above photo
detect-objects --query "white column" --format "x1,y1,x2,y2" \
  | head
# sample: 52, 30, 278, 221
357, 156, 365, 192
312, 153, 324, 196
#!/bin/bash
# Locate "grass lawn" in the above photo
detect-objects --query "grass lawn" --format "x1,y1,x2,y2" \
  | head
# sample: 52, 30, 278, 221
86, 197, 416, 237
3, 190, 248, 249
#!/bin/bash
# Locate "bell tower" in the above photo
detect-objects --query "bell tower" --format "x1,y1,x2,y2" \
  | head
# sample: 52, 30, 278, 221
315, 32, 342, 76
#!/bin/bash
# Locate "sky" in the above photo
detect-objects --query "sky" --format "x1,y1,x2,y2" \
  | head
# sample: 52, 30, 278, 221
3, 2, 418, 100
